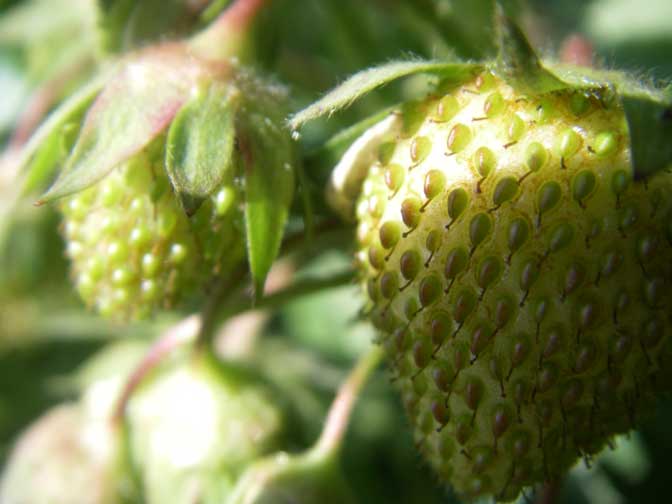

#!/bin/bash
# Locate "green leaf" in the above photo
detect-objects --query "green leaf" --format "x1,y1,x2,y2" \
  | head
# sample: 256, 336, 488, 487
622, 94, 672, 180
38, 47, 207, 204
240, 113, 295, 301
165, 83, 238, 215
493, 9, 567, 94
289, 60, 481, 130
548, 63, 670, 103
20, 75, 105, 195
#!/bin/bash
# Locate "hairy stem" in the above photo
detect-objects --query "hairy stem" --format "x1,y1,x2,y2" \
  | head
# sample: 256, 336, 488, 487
195, 267, 248, 352
312, 345, 384, 460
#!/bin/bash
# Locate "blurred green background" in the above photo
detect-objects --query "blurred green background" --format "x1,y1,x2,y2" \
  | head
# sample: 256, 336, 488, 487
0, 1, 671, 503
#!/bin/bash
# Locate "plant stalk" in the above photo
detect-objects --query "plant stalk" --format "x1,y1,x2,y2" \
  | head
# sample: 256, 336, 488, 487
311, 345, 384, 461
112, 315, 201, 424
190, 0, 271, 61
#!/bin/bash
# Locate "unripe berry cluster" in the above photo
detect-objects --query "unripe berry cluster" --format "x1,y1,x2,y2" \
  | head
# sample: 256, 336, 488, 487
61, 148, 244, 320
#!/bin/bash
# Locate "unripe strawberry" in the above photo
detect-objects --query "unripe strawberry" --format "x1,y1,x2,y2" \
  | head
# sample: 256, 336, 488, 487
0, 404, 118, 504
25, 40, 294, 320
349, 71, 672, 500
0, 341, 147, 504
124, 353, 289, 504
60, 145, 245, 320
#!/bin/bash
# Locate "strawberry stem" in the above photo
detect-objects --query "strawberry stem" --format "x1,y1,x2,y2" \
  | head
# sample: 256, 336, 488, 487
112, 315, 201, 425
216, 0, 268, 32
195, 219, 351, 351
190, 0, 271, 61
311, 345, 384, 461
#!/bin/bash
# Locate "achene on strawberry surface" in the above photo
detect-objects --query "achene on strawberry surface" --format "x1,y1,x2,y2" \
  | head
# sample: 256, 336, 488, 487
354, 71, 672, 501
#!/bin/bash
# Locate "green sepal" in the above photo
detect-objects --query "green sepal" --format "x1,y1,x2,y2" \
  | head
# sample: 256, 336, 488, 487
549, 64, 672, 179
492, 8, 567, 94
289, 60, 482, 131
622, 94, 672, 179
165, 82, 239, 216
20, 75, 105, 195
493, 12, 672, 179
240, 102, 295, 301
38, 47, 207, 204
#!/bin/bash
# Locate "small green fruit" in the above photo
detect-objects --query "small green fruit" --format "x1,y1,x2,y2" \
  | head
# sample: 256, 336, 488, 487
0, 340, 154, 504
0, 404, 119, 504
353, 71, 672, 500
26, 41, 295, 321
60, 149, 245, 320
124, 353, 289, 504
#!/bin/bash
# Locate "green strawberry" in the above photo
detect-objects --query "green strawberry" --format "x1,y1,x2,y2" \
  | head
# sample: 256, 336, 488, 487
352, 71, 672, 500
29, 43, 295, 321
123, 352, 289, 504
59, 141, 244, 320
0, 404, 118, 504
21, 1, 296, 320
0, 341, 148, 504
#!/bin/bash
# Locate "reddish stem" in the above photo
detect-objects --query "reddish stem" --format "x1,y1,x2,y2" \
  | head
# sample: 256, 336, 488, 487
190, 0, 270, 60
217, 0, 268, 33
112, 315, 200, 424
312, 346, 383, 460
9, 57, 91, 149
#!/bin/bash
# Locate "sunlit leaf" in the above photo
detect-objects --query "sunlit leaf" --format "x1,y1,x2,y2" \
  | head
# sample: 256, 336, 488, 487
38, 46, 209, 203
241, 112, 295, 300
20, 75, 104, 195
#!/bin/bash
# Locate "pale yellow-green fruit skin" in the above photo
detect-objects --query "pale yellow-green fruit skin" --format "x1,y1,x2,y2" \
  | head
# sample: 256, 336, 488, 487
59, 149, 244, 320
353, 72, 672, 500
0, 404, 118, 504
124, 355, 288, 504
0, 340, 152, 504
